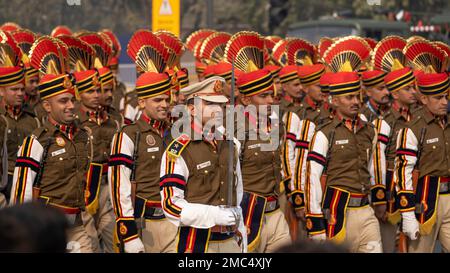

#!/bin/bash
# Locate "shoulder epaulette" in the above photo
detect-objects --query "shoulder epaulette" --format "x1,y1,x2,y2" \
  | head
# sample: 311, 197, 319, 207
166, 133, 191, 160
316, 119, 333, 131
32, 126, 48, 139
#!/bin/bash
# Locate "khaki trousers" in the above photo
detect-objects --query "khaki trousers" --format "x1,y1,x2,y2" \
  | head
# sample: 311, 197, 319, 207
140, 218, 178, 253
66, 215, 94, 253
343, 205, 382, 253
252, 208, 291, 253
207, 237, 241, 253
82, 182, 115, 253
408, 194, 450, 253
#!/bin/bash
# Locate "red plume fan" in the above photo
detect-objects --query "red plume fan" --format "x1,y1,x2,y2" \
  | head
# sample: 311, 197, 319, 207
11, 29, 36, 56
29, 36, 67, 74
318, 37, 333, 59
0, 22, 21, 33
51, 26, 72, 38
101, 29, 122, 58
224, 31, 265, 72
364, 38, 378, 50
200, 32, 231, 65
78, 32, 112, 68
286, 38, 315, 66
155, 31, 184, 69
265, 36, 282, 53
323, 36, 371, 73
0, 30, 22, 67
271, 39, 289, 66
185, 29, 215, 51
372, 35, 407, 72
57, 35, 95, 71
127, 29, 169, 73
404, 40, 448, 73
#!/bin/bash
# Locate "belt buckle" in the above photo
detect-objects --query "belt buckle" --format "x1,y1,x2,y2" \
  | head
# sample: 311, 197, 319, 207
153, 208, 164, 217
220, 225, 236, 234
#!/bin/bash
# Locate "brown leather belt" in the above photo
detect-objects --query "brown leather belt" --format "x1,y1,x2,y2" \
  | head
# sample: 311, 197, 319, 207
210, 225, 236, 233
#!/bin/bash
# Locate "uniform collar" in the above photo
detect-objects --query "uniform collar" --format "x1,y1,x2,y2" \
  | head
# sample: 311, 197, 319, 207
422, 107, 448, 128
391, 101, 411, 121
3, 104, 23, 120
47, 117, 77, 140
78, 105, 108, 125
304, 95, 320, 110
366, 99, 388, 117
335, 112, 363, 133
138, 112, 168, 137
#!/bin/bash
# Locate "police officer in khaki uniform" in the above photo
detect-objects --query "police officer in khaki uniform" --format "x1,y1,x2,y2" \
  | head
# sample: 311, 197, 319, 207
305, 37, 385, 253
65, 33, 122, 253
393, 39, 450, 253
0, 30, 40, 203
98, 67, 124, 127
10, 36, 94, 253
364, 36, 418, 253
108, 30, 178, 253
226, 31, 294, 253
159, 76, 245, 253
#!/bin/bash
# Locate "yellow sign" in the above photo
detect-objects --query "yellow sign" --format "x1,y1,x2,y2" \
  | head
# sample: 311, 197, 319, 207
152, 0, 180, 37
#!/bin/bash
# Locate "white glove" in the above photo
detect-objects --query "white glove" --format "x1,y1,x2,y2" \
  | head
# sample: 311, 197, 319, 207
310, 233, 326, 242
124, 237, 145, 253
214, 206, 238, 226
402, 211, 420, 240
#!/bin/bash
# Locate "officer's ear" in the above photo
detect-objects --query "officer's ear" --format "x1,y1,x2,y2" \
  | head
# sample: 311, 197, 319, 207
419, 94, 428, 106
138, 98, 145, 110
331, 95, 339, 107
42, 99, 52, 114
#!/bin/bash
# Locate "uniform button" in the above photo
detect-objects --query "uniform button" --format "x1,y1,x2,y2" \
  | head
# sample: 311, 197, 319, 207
317, 109, 321, 113
59, 157, 63, 161
221, 198, 225, 202
255, 152, 258, 156
151, 156, 155, 159
204, 170, 208, 174
433, 146, 436, 149
221, 181, 224, 185
341, 146, 344, 149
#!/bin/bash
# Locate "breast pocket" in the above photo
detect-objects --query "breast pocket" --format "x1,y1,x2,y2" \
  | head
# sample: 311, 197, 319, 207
46, 147, 72, 179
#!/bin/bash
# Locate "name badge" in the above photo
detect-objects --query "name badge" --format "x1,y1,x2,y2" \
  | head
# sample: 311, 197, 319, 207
197, 161, 211, 170
426, 138, 439, 144
335, 139, 349, 145
147, 147, 159, 153
51, 148, 66, 157
248, 143, 260, 149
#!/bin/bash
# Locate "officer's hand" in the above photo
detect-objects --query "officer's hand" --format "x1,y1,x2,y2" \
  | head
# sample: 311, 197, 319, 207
402, 211, 420, 240
295, 208, 306, 222
214, 207, 238, 226
373, 204, 387, 222
124, 237, 145, 253
309, 233, 326, 242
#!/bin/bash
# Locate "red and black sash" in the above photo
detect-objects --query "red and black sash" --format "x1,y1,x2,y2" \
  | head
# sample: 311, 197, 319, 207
177, 227, 211, 253
415, 175, 441, 235
322, 186, 350, 243
85, 163, 103, 214
241, 191, 266, 252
